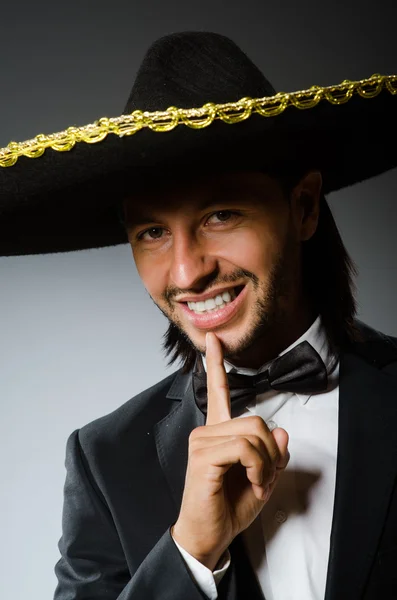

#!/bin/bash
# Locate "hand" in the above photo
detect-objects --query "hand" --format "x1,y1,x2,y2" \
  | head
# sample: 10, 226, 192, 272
172, 332, 289, 571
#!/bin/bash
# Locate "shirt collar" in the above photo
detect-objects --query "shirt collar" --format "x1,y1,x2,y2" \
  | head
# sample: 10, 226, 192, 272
201, 315, 339, 406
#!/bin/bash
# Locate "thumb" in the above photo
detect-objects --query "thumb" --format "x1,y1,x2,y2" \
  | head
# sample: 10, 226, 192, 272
271, 427, 290, 469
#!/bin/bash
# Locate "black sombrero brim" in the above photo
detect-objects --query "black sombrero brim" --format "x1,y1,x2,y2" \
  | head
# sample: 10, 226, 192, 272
0, 74, 396, 256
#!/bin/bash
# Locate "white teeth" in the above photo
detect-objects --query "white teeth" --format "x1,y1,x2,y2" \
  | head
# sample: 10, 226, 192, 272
187, 288, 237, 314
205, 298, 216, 310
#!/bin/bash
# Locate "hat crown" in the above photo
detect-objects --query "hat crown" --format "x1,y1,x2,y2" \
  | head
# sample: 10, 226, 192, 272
124, 31, 277, 113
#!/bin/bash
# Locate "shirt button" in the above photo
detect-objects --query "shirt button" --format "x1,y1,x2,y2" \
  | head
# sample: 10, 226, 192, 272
267, 420, 278, 431
275, 510, 287, 524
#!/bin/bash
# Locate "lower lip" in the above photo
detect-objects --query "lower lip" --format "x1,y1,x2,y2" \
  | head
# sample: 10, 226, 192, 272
179, 286, 248, 330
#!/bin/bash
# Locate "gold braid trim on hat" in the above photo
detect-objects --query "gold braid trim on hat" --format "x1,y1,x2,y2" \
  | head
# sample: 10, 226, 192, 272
0, 73, 396, 168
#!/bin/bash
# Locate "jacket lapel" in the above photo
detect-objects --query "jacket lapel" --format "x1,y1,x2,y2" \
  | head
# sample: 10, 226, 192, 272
325, 342, 397, 600
154, 369, 205, 509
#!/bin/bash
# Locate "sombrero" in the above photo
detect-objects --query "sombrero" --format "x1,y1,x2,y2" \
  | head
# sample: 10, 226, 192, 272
0, 31, 396, 256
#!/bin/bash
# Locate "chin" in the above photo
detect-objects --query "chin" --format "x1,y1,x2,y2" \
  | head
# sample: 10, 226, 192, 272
203, 322, 252, 356
214, 335, 246, 358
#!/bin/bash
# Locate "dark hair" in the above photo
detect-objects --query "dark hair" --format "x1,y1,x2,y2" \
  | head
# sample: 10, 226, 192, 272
300, 190, 360, 349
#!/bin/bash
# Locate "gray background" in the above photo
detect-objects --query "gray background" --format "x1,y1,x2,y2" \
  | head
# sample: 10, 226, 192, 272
0, 1, 396, 598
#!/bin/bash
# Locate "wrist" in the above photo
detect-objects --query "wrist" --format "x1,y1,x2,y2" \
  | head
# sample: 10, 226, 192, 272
171, 523, 227, 571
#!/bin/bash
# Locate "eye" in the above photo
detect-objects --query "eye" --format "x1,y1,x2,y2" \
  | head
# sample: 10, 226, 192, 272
206, 210, 239, 224
137, 227, 165, 241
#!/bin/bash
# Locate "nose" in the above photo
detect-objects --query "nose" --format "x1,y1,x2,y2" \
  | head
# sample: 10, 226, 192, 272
169, 231, 218, 291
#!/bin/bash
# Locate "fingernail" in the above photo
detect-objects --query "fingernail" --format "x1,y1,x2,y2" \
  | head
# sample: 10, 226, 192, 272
206, 332, 214, 347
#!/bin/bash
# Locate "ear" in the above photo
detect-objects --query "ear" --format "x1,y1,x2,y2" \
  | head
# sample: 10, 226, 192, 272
290, 171, 322, 241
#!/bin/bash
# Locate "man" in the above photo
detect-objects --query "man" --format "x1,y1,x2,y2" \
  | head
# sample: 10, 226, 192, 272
0, 32, 397, 600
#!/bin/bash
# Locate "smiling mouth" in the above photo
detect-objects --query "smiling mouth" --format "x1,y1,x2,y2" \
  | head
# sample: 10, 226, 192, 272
182, 285, 245, 315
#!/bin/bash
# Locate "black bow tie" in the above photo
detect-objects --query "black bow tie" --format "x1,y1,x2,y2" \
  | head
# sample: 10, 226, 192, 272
192, 340, 328, 417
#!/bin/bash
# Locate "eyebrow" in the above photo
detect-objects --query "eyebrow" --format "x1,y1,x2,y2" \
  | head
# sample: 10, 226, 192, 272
126, 182, 267, 227
126, 194, 242, 227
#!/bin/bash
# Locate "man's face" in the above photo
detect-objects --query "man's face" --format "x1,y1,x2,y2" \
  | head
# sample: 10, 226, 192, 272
123, 171, 317, 366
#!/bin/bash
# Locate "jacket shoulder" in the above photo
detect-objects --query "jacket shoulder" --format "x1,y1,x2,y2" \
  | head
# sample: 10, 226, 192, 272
350, 319, 397, 372
77, 369, 181, 449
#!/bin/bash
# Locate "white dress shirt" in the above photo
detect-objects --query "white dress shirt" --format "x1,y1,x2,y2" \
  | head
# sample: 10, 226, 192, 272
172, 316, 339, 600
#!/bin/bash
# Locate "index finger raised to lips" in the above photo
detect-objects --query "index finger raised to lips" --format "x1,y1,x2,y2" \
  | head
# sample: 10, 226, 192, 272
205, 332, 232, 426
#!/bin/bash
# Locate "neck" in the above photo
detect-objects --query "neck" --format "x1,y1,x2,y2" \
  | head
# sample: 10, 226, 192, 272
225, 303, 318, 370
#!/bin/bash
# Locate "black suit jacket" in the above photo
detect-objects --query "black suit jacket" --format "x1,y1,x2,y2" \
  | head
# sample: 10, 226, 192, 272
53, 320, 397, 600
